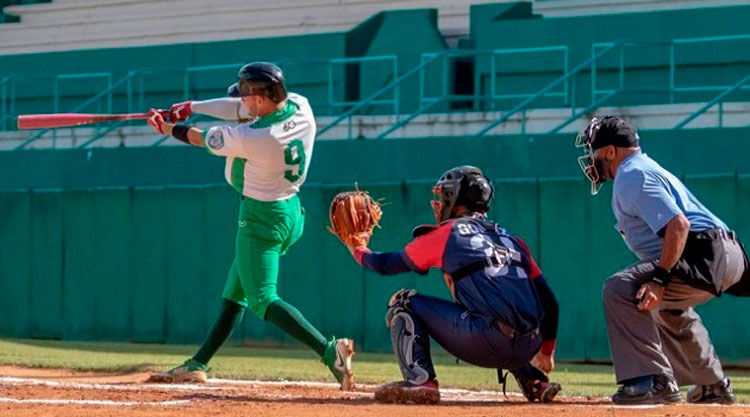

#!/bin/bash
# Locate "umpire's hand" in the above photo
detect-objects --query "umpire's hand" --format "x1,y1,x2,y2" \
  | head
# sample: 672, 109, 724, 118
636, 282, 664, 311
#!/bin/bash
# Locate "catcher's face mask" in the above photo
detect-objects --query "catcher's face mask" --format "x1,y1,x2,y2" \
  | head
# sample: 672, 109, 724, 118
575, 118, 606, 195
431, 166, 482, 223
431, 185, 452, 223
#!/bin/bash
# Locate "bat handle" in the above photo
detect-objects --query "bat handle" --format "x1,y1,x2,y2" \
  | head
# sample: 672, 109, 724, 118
143, 110, 174, 122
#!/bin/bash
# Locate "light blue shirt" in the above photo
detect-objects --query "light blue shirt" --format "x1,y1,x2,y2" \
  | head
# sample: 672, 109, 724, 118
612, 152, 727, 261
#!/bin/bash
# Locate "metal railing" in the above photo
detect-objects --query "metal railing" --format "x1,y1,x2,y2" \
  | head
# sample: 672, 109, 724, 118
543, 40, 674, 135
375, 46, 568, 139
316, 51, 449, 139
7, 33, 750, 148
563, 34, 750, 135
9, 55, 400, 148
475, 42, 633, 136
475, 34, 750, 137
328, 55, 399, 114
674, 72, 750, 129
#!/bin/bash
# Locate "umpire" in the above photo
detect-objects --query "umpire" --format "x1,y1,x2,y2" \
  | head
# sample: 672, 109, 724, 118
575, 116, 749, 405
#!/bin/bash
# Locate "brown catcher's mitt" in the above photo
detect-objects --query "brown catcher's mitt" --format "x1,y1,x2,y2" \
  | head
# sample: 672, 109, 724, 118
328, 188, 382, 250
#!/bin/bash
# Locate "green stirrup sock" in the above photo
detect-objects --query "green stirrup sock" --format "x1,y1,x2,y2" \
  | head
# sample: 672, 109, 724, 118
265, 299, 329, 357
193, 299, 245, 365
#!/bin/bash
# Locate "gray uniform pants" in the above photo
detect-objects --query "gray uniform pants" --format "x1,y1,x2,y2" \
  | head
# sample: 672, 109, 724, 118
602, 237, 745, 386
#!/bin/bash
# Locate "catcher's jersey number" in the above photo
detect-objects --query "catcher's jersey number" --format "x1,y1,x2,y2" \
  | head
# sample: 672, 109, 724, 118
284, 139, 306, 183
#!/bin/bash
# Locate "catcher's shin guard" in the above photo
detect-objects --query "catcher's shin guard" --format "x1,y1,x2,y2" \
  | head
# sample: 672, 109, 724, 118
386, 289, 435, 385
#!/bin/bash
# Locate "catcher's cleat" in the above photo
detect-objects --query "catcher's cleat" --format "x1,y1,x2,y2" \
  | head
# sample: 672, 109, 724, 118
147, 358, 208, 383
323, 338, 355, 391
687, 377, 736, 405
611, 374, 683, 405
519, 379, 562, 403
374, 380, 440, 404
509, 364, 561, 403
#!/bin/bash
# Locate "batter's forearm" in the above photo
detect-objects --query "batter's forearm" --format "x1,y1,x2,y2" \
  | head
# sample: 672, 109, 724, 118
192, 98, 250, 121
658, 213, 690, 270
162, 123, 205, 148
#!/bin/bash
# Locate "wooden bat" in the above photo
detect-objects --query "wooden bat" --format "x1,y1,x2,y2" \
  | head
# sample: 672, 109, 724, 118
17, 112, 167, 129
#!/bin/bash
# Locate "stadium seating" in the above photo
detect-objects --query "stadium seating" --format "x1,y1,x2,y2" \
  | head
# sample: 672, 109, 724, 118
534, 0, 750, 17
0, 0, 503, 54
1, 1, 750, 148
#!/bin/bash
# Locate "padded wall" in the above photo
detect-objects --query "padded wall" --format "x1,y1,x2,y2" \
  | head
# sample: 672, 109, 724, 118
1, 172, 749, 360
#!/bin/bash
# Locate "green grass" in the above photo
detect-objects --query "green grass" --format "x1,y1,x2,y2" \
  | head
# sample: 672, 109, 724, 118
0, 338, 748, 401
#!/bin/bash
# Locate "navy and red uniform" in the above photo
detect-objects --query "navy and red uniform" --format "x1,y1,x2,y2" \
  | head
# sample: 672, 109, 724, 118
354, 214, 558, 374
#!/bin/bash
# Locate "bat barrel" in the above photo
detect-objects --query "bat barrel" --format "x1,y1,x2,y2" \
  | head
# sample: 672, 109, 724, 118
17, 113, 151, 129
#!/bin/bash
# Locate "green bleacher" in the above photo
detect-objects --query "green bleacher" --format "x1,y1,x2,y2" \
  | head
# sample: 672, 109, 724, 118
0, 0, 50, 23
2, 3, 750, 135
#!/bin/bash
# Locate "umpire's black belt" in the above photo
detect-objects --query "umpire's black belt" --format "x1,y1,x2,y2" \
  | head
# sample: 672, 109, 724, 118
673, 228, 748, 296
688, 228, 736, 242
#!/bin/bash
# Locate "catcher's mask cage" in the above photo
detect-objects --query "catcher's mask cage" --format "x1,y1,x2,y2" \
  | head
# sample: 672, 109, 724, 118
227, 62, 288, 103
575, 117, 604, 195
431, 166, 494, 223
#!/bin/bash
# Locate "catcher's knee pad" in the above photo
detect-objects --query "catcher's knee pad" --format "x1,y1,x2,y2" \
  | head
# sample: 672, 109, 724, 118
385, 288, 417, 327
389, 310, 430, 385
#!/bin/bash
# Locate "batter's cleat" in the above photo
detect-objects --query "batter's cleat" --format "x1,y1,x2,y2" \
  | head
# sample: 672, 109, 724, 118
611, 374, 683, 405
323, 338, 355, 391
147, 358, 208, 383
687, 378, 736, 404
374, 380, 440, 404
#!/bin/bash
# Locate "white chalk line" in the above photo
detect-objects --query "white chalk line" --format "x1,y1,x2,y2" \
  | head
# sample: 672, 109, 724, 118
209, 378, 528, 399
2, 376, 748, 408
0, 376, 226, 391
0, 397, 190, 407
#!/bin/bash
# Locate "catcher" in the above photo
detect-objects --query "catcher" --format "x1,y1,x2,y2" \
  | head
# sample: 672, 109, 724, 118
329, 166, 561, 404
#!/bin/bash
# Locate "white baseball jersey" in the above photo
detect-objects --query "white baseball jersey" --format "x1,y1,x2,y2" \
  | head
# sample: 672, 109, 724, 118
202, 93, 315, 201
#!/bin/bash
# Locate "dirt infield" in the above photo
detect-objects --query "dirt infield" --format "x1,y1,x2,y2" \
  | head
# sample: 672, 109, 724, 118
0, 366, 747, 417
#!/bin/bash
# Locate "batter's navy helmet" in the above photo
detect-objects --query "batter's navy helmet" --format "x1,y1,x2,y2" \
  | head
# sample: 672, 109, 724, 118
227, 62, 287, 102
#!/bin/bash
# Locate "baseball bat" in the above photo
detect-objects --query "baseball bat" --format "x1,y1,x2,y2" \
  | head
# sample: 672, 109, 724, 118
17, 112, 164, 129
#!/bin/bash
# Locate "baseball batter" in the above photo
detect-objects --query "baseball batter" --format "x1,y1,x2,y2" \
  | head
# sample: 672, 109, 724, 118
576, 116, 750, 405
145, 62, 354, 389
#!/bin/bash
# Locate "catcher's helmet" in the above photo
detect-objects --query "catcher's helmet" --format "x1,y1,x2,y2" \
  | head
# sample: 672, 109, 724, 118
431, 165, 494, 223
227, 62, 287, 102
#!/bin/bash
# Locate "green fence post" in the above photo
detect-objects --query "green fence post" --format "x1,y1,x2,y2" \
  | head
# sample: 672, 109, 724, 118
669, 42, 675, 104
393, 56, 400, 116
1, 78, 6, 131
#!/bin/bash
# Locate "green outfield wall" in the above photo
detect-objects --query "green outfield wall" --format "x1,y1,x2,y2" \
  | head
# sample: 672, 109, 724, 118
0, 128, 749, 361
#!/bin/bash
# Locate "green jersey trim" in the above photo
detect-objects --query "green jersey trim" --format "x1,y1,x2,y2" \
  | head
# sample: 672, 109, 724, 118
230, 157, 247, 194
249, 100, 298, 129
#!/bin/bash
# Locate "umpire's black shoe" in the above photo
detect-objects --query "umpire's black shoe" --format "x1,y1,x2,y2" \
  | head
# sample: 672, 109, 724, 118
611, 374, 683, 405
687, 377, 736, 404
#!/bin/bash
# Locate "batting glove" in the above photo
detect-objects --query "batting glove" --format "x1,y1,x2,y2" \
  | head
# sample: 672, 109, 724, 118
169, 101, 193, 123
147, 108, 166, 134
